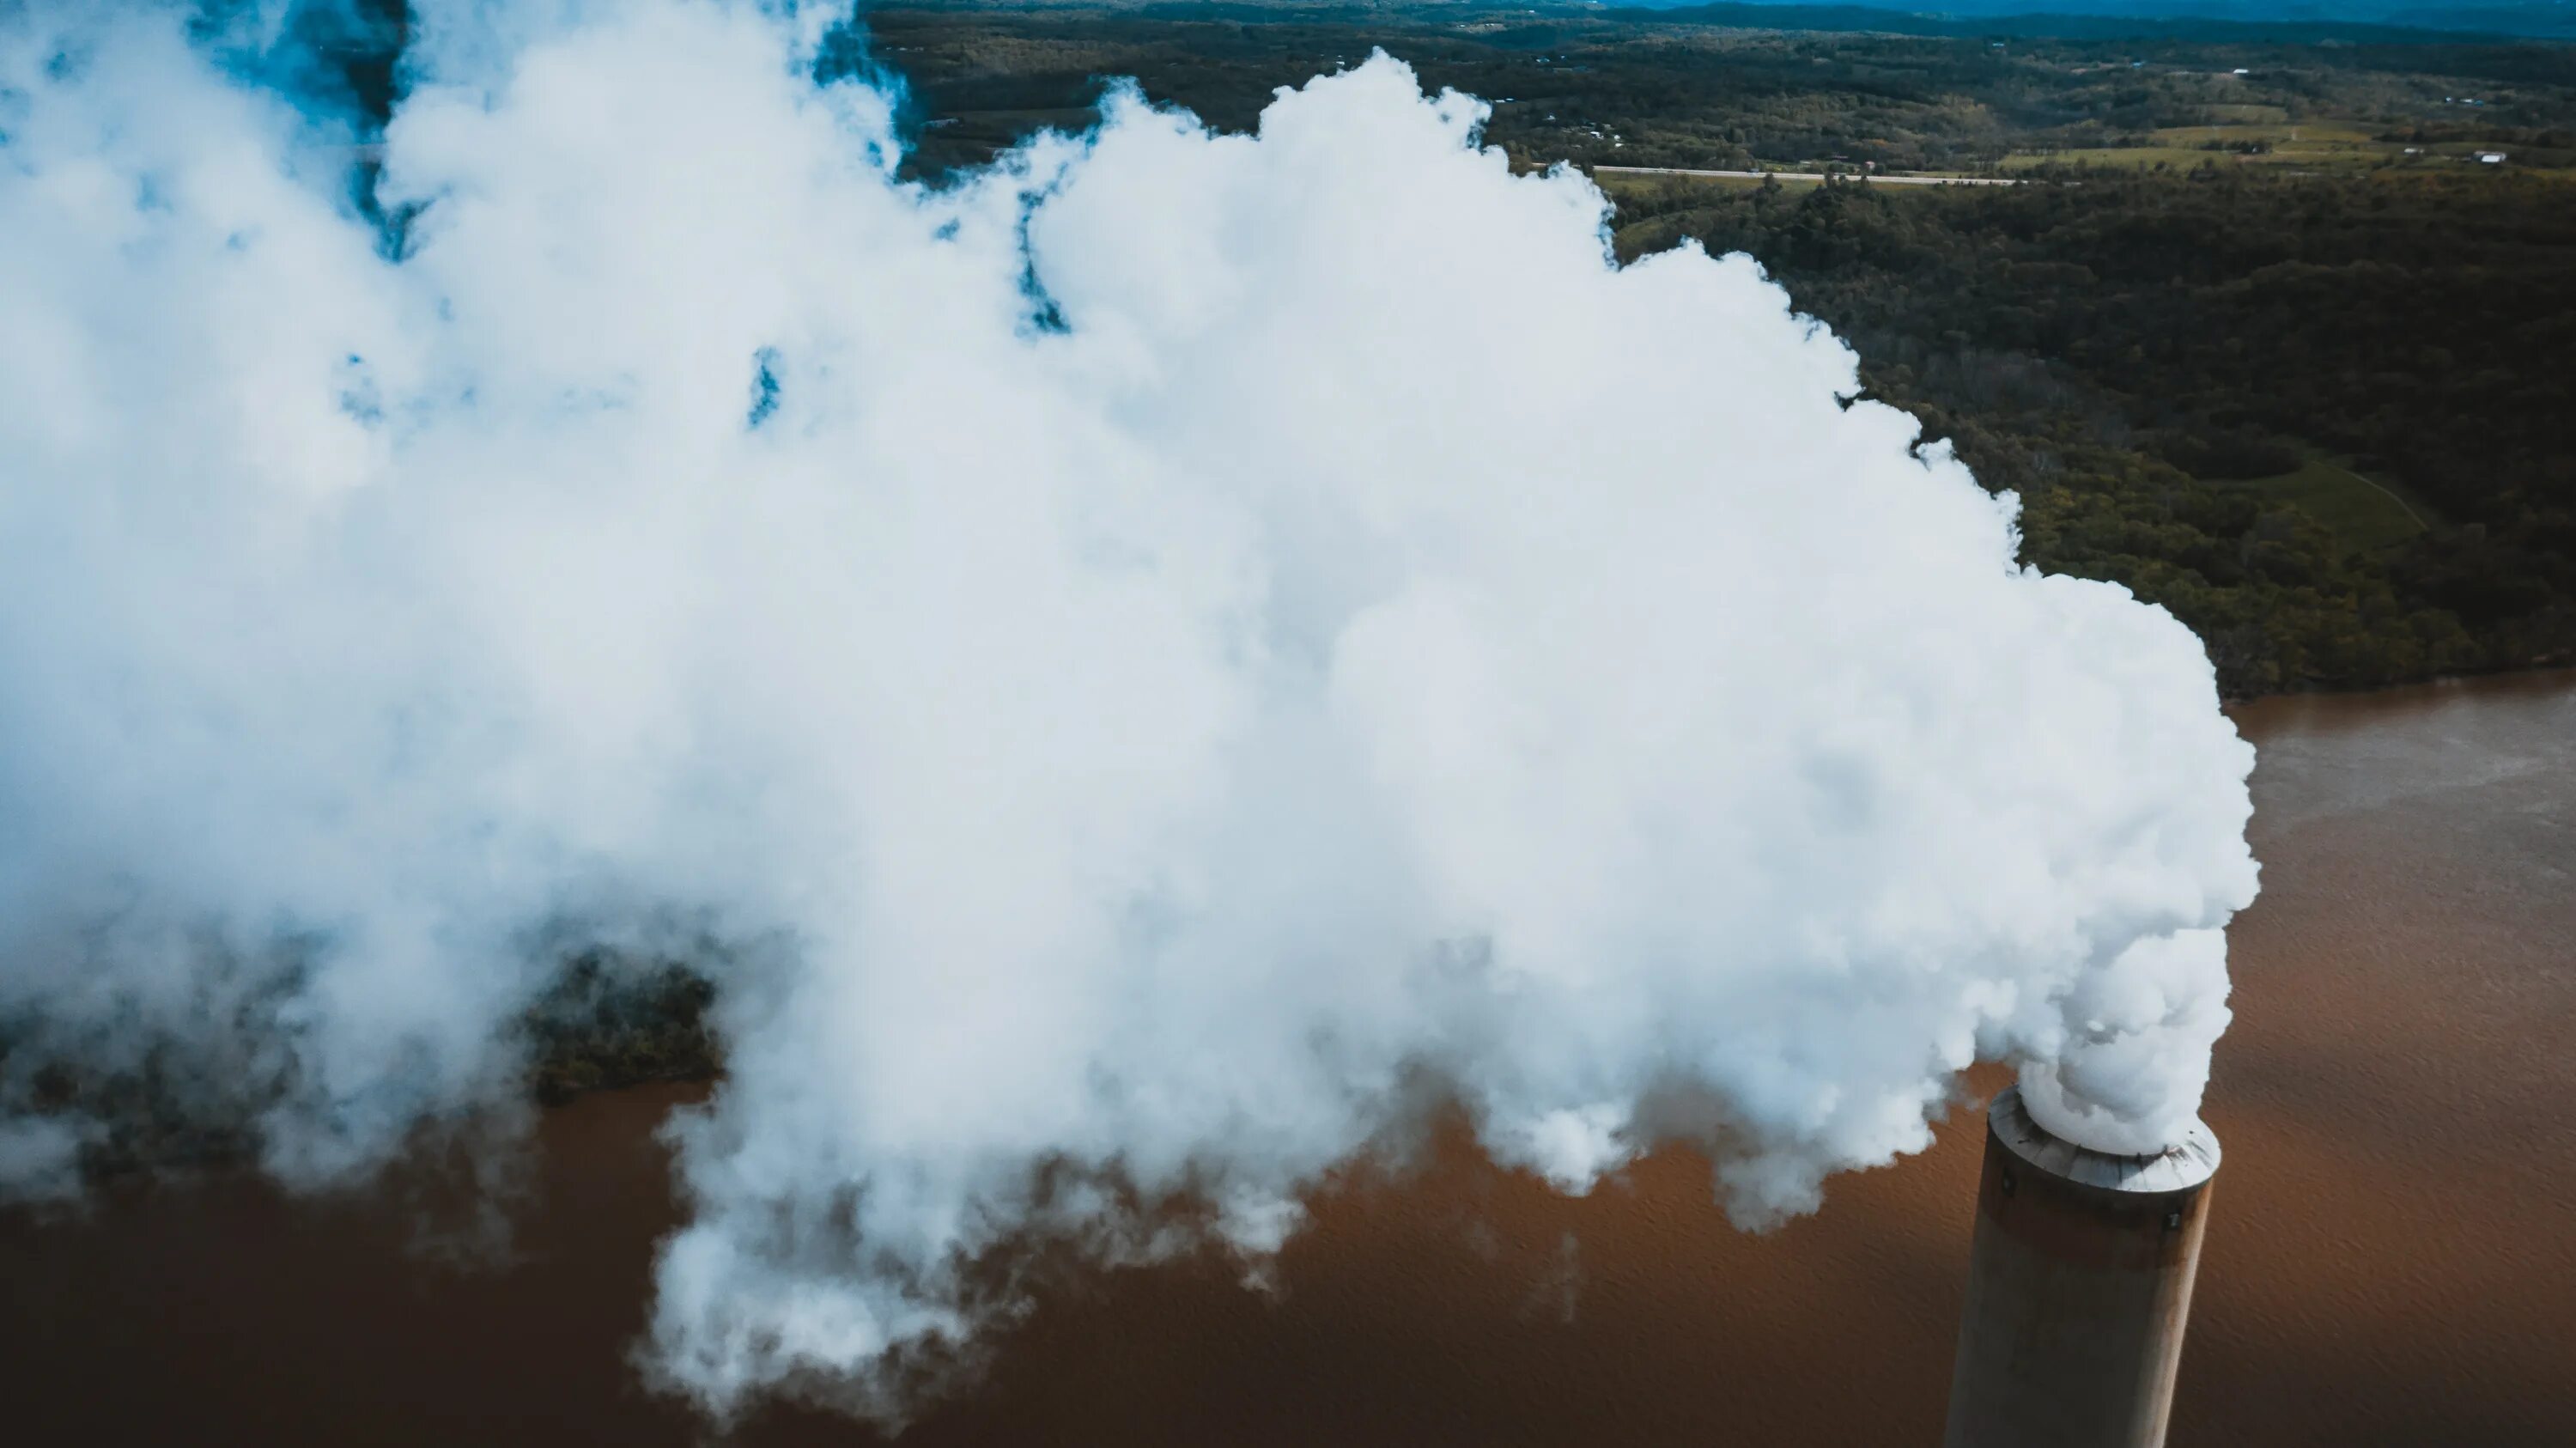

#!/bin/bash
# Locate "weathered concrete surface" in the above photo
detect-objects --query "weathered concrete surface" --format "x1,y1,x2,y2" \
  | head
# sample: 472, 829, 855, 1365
1943, 1086, 2219, 1448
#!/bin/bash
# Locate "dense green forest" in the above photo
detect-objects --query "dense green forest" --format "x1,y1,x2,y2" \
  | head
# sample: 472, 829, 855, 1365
879, 5, 2576, 696
1613, 173, 2576, 692
878, 5, 2576, 176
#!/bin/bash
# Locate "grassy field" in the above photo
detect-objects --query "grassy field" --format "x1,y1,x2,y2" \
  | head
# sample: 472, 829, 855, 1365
2196, 103, 2293, 125
2149, 122, 2379, 146
2002, 122, 2576, 173
1999, 145, 2255, 170
2220, 453, 2437, 555
1592, 170, 1775, 195
2003, 120, 2395, 170
1589, 169, 2004, 198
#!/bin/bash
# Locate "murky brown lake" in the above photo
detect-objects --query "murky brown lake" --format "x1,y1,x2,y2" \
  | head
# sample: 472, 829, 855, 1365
5, 673, 2571, 1445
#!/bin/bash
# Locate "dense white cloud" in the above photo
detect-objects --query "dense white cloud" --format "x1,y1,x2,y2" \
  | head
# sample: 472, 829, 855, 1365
0, 0, 2257, 1419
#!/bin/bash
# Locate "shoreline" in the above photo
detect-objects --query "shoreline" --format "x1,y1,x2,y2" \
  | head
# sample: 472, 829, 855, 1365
2221, 654, 2576, 711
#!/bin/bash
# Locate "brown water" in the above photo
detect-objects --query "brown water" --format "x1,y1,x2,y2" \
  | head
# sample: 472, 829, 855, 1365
4, 673, 2571, 1446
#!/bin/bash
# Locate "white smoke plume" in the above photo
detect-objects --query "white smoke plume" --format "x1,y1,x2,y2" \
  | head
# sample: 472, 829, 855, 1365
0, 0, 2258, 1418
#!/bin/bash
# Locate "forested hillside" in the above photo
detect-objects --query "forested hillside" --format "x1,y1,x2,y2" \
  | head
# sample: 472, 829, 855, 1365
1614, 172, 2576, 693
880, 8, 2576, 179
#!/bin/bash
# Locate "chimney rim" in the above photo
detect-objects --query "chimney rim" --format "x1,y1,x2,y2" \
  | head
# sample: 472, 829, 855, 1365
1986, 1085, 2221, 1194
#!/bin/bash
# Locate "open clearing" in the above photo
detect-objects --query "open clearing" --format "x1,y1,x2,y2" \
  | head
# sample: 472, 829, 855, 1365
1592, 165, 2017, 186
2197, 103, 2293, 125
2150, 122, 2378, 147
2002, 124, 2574, 174
2220, 453, 2437, 555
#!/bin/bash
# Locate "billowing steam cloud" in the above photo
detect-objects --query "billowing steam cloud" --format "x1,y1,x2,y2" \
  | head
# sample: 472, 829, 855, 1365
0, 0, 2257, 1418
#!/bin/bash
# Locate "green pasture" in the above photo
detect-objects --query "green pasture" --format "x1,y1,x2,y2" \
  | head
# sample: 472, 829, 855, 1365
1999, 147, 2245, 171
2196, 103, 2292, 125
2218, 454, 2436, 555
2149, 122, 2378, 146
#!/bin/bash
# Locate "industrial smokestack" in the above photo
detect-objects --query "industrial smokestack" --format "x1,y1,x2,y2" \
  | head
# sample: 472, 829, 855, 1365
1944, 1086, 2221, 1448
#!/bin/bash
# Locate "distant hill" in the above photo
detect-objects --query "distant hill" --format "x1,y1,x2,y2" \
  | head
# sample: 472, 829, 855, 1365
1612, 0, 2576, 41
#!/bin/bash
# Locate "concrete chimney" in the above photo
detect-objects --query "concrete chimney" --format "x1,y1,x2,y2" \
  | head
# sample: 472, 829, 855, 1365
1942, 1085, 2221, 1448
